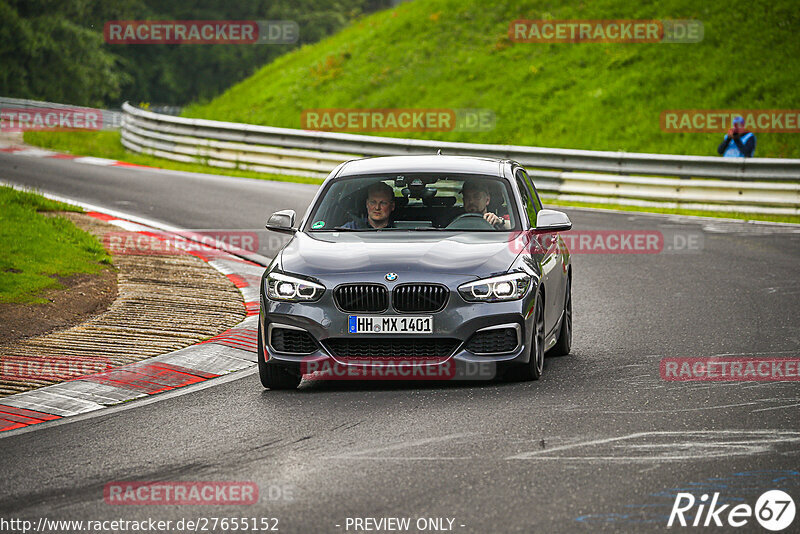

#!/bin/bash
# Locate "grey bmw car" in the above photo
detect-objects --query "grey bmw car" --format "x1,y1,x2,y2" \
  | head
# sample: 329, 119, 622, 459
258, 155, 572, 389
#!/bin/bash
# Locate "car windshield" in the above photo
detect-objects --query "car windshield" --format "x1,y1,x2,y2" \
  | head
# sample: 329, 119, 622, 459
306, 174, 519, 232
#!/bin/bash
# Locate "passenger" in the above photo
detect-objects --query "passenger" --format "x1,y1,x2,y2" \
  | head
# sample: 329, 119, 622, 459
461, 180, 511, 229
342, 181, 396, 229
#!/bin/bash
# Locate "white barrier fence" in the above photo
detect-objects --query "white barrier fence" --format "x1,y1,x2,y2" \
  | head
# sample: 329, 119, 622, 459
120, 102, 800, 215
1, 97, 121, 130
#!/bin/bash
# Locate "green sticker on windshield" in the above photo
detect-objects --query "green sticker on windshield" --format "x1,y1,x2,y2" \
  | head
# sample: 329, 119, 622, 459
312, 221, 325, 229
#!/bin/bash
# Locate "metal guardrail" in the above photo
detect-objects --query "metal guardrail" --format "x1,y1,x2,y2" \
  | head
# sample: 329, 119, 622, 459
1, 97, 121, 130
121, 102, 800, 215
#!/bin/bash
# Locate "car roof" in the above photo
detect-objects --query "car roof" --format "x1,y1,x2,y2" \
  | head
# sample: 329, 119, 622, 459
335, 155, 508, 177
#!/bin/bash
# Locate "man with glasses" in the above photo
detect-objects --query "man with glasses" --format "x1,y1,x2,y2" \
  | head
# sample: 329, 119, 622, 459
342, 181, 396, 229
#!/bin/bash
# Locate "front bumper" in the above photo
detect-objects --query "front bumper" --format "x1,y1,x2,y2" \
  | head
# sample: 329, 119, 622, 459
259, 272, 537, 377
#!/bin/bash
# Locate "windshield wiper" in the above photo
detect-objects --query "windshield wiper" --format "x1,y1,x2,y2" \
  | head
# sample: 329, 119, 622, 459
365, 226, 448, 231
310, 228, 365, 232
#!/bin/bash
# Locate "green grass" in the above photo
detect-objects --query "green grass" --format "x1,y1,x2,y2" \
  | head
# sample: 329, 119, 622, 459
543, 198, 800, 224
0, 186, 113, 304
184, 0, 800, 158
23, 131, 324, 185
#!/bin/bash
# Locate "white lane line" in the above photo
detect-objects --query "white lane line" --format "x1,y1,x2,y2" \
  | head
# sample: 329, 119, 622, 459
507, 433, 653, 459
592, 401, 759, 414
13, 148, 58, 157
72, 156, 117, 166
506, 430, 800, 460
752, 402, 800, 413
502, 454, 800, 462
107, 219, 157, 232
0, 391, 105, 417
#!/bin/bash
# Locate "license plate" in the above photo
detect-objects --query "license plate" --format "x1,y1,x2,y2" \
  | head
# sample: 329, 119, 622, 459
348, 315, 433, 334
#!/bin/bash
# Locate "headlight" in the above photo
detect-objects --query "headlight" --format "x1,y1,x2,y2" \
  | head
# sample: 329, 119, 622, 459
266, 272, 325, 302
458, 272, 531, 302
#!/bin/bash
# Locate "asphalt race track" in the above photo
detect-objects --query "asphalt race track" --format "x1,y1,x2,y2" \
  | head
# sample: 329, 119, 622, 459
1, 153, 799, 533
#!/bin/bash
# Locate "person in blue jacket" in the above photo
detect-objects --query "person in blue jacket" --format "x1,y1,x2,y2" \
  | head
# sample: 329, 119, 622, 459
717, 116, 756, 157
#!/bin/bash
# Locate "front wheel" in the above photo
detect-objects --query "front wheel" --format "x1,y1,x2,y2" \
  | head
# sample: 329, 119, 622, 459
258, 323, 302, 390
505, 292, 545, 381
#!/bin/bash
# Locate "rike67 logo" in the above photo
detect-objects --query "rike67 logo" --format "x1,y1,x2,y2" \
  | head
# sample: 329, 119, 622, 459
668, 490, 795, 530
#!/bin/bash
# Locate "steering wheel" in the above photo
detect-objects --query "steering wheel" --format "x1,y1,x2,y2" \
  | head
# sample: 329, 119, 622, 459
445, 212, 495, 230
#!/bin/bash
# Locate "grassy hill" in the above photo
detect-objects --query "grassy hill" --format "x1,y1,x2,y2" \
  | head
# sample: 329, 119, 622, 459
0, 186, 111, 303
184, 0, 800, 158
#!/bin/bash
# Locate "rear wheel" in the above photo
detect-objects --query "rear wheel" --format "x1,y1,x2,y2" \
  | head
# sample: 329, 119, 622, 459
258, 323, 302, 390
550, 276, 571, 356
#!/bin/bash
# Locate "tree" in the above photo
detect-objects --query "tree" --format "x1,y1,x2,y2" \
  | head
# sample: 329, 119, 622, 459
0, 0, 130, 106
0, 0, 393, 107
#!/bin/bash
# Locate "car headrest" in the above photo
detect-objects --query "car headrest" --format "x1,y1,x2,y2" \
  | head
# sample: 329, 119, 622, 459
422, 196, 456, 207
487, 182, 506, 213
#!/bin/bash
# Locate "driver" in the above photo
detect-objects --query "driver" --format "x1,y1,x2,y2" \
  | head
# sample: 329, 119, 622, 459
461, 180, 510, 229
342, 181, 396, 229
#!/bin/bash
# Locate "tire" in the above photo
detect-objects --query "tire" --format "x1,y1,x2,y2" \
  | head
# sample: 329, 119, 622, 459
550, 276, 572, 357
258, 322, 301, 390
505, 292, 545, 381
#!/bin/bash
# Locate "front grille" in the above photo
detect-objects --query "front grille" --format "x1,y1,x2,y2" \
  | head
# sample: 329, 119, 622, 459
392, 284, 448, 312
324, 337, 460, 360
270, 327, 317, 354
465, 328, 518, 354
334, 284, 388, 312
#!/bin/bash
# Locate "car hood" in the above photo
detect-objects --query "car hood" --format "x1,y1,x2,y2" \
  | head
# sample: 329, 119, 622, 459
280, 231, 521, 279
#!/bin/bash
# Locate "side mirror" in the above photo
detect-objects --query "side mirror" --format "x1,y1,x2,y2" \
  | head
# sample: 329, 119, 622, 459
266, 209, 296, 234
535, 209, 572, 233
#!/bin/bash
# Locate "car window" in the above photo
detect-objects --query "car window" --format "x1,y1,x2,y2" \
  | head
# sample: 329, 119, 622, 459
306, 174, 519, 232
514, 169, 538, 227
521, 169, 544, 212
